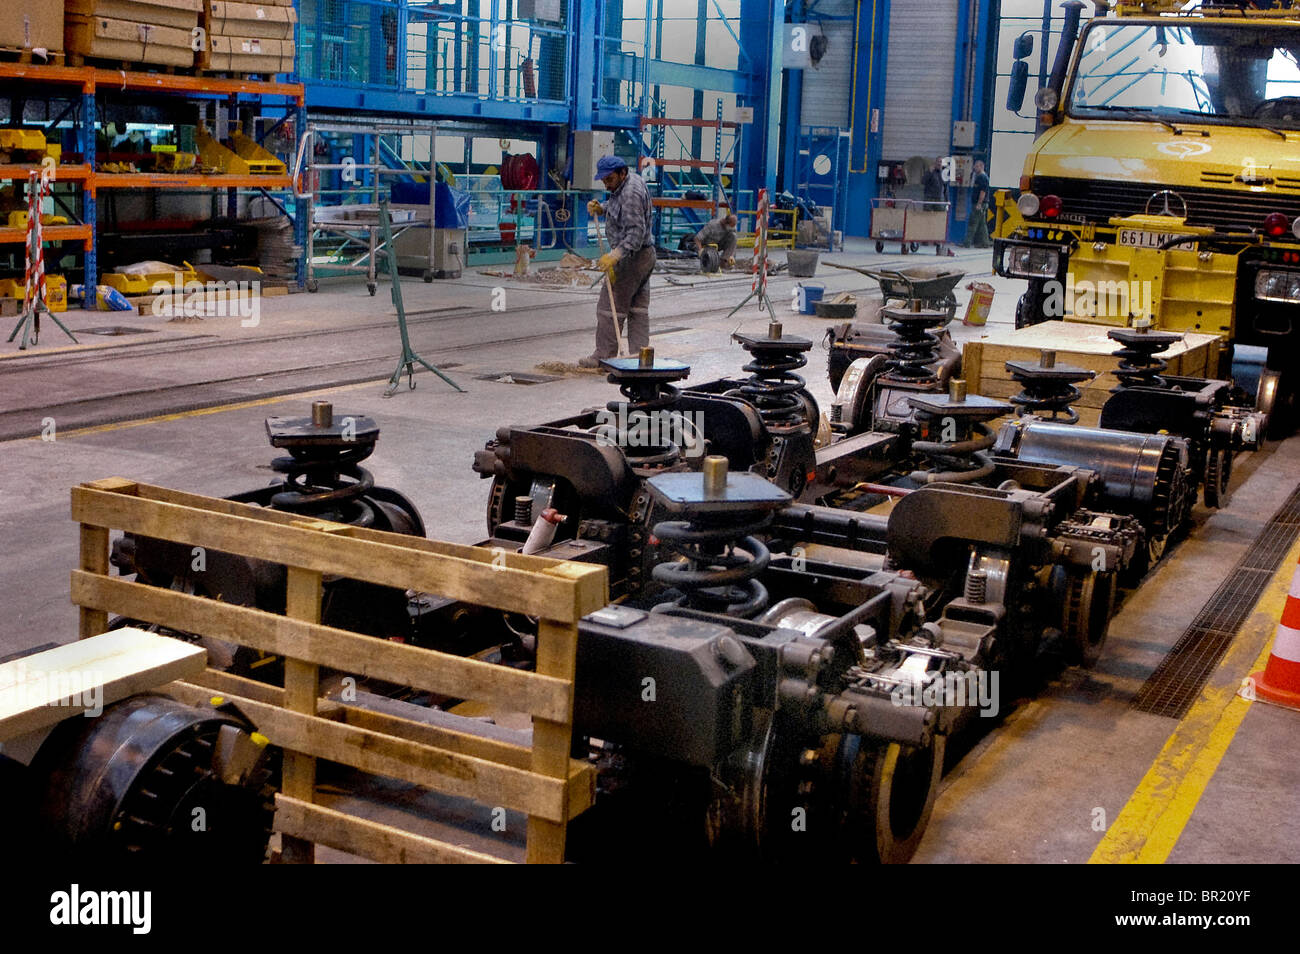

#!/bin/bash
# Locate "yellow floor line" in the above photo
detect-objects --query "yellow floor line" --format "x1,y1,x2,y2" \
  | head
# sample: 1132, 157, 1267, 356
22, 378, 386, 442
1089, 536, 1300, 864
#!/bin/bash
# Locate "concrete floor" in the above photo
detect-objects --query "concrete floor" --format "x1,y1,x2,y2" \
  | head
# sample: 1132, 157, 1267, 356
3, 238, 1297, 863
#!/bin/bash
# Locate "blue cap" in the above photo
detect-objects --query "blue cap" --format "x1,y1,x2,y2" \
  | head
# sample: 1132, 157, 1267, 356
595, 155, 627, 180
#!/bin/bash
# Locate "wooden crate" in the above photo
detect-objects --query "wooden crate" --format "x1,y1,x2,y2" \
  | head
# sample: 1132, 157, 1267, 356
65, 15, 195, 67
206, 1, 296, 40
962, 321, 1222, 427
70, 477, 609, 864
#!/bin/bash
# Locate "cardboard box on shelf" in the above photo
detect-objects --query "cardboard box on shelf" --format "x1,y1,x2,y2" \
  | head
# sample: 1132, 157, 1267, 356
0, 2, 65, 52
201, 34, 293, 73
206, 1, 296, 40
66, 0, 201, 31
65, 15, 196, 67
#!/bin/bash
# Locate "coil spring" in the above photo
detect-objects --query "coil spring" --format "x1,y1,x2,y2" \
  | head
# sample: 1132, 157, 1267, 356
735, 346, 808, 430
885, 315, 944, 381
1113, 339, 1170, 390
590, 375, 684, 471
1010, 378, 1083, 425
651, 514, 772, 617
965, 568, 988, 604
269, 442, 375, 514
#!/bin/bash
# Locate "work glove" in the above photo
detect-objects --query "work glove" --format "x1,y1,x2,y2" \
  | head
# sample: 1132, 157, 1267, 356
597, 251, 621, 274
587, 199, 605, 217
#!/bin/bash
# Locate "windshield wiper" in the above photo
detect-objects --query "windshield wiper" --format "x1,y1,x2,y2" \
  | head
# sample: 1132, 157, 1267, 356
1164, 109, 1289, 140
1082, 105, 1184, 135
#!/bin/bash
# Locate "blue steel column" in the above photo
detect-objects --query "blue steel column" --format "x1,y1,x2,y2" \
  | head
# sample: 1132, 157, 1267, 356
569, 0, 596, 249
294, 98, 308, 288
737, 0, 782, 197
845, 0, 888, 237
81, 83, 97, 309
780, 1, 803, 192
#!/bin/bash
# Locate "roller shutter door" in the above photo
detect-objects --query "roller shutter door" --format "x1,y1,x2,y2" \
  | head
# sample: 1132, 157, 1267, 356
881, 0, 960, 162
798, 1, 855, 129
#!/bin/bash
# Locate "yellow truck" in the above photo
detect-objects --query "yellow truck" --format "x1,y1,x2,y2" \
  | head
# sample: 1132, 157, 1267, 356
995, 0, 1300, 432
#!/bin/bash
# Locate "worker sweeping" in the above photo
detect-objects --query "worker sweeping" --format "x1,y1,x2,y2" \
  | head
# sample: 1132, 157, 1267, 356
579, 155, 656, 368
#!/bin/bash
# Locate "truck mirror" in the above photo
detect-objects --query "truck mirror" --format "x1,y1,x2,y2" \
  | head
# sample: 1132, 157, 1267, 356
1008, 61, 1030, 112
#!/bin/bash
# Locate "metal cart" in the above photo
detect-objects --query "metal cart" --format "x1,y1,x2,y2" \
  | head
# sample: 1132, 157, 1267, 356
870, 198, 950, 255
295, 120, 437, 295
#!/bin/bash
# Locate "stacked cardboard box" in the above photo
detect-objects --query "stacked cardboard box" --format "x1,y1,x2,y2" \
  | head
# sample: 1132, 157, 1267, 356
0, 2, 65, 54
201, 1, 296, 75
65, 0, 201, 68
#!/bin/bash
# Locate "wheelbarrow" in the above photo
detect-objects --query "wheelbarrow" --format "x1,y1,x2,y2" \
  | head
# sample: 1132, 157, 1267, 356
823, 262, 966, 320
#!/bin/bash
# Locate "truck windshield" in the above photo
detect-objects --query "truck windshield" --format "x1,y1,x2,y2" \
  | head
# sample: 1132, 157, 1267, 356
1068, 21, 1300, 128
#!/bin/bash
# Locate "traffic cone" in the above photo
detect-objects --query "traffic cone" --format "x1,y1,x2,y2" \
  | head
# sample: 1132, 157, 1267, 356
1248, 553, 1300, 711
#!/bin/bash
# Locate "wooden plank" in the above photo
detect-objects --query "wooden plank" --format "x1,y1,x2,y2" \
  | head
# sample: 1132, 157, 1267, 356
0, 628, 205, 740
279, 563, 322, 864
962, 340, 983, 397
526, 619, 580, 864
167, 677, 596, 821
131, 481, 602, 577
273, 795, 511, 865
165, 686, 569, 821
71, 484, 604, 622
77, 524, 110, 640
71, 572, 573, 721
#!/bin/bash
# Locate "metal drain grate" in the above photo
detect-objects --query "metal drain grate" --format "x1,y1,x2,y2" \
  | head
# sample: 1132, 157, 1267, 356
81, 326, 154, 336
1131, 479, 1300, 719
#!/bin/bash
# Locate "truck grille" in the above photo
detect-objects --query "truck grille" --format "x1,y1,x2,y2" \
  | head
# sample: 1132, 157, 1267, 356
1031, 176, 1300, 233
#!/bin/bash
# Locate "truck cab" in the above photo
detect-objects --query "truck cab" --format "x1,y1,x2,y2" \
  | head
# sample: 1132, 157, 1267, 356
993, 0, 1300, 431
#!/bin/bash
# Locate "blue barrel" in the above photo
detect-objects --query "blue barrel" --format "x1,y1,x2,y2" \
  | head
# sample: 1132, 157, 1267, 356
800, 283, 825, 314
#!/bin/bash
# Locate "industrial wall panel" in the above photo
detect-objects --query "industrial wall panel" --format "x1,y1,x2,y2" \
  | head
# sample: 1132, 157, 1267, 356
881, 0, 960, 162
797, 14, 855, 130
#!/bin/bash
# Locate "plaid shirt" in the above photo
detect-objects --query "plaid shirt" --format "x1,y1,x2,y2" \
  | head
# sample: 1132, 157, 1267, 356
604, 171, 653, 257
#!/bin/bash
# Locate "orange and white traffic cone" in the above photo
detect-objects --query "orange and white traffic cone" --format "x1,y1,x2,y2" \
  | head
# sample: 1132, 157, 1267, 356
1248, 553, 1300, 711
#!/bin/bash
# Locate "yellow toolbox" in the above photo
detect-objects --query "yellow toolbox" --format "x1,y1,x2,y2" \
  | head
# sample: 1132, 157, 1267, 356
0, 274, 66, 311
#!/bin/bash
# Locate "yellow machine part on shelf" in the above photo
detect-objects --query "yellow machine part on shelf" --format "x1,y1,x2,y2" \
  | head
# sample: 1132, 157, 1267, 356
0, 275, 66, 312
0, 129, 46, 152
196, 128, 251, 175
230, 131, 288, 175
153, 151, 198, 173
6, 211, 70, 228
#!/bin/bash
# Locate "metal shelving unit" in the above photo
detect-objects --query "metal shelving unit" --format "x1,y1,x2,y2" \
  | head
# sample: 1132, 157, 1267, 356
0, 63, 306, 310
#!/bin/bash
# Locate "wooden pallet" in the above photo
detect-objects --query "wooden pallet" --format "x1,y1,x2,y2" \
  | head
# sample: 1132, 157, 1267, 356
962, 321, 1223, 427
0, 47, 66, 65
71, 477, 609, 864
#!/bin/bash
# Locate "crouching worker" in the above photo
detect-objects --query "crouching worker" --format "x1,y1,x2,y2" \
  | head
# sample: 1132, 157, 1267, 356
694, 211, 738, 268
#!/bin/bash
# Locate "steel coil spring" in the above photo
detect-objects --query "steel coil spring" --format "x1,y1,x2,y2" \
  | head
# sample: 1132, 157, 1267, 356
1010, 380, 1083, 425
885, 321, 942, 381
735, 347, 808, 429
1113, 341, 1170, 390
651, 513, 773, 617
270, 443, 376, 513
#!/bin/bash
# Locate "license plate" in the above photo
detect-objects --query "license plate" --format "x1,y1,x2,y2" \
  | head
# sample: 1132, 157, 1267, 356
1118, 229, 1195, 251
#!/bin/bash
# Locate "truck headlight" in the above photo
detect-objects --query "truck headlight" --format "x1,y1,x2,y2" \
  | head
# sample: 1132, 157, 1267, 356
1003, 245, 1060, 278
1254, 269, 1300, 303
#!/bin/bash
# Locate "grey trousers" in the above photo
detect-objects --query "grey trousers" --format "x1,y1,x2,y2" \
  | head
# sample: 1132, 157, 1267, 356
595, 244, 656, 358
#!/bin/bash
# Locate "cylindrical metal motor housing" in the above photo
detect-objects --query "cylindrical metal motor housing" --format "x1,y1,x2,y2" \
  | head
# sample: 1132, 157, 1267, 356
994, 419, 1186, 523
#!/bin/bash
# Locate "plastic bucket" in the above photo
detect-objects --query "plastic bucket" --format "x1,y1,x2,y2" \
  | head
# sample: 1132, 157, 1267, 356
963, 281, 995, 326
787, 249, 820, 277
799, 283, 825, 314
